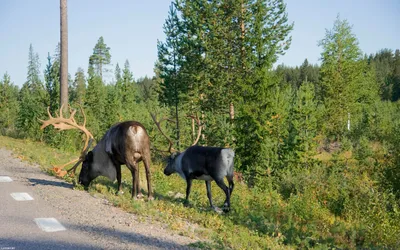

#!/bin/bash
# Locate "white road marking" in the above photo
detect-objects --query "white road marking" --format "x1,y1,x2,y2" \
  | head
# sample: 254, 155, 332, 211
34, 218, 66, 232
10, 192, 34, 201
0, 176, 13, 182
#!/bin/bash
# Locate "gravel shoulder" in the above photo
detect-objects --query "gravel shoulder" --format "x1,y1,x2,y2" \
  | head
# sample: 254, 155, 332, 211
0, 148, 199, 249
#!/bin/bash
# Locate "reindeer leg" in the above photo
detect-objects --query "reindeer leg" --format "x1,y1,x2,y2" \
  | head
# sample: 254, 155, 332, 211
134, 162, 143, 199
116, 164, 124, 195
205, 180, 215, 209
227, 175, 234, 200
126, 163, 138, 199
184, 178, 193, 206
143, 157, 153, 200
215, 179, 230, 212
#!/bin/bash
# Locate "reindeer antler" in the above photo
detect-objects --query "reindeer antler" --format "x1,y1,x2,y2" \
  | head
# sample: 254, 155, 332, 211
150, 112, 175, 154
40, 104, 94, 176
187, 113, 202, 146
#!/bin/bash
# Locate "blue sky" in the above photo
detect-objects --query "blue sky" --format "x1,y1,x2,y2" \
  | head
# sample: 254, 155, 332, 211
0, 0, 399, 87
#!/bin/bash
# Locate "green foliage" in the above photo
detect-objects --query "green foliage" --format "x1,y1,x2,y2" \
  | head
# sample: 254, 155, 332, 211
318, 15, 363, 138
89, 36, 111, 81
44, 44, 61, 113
368, 49, 400, 101
0, 73, 19, 135
70, 67, 86, 105
288, 82, 319, 164
17, 44, 48, 140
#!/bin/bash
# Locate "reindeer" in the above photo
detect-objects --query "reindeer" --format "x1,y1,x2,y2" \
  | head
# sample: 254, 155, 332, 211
152, 113, 235, 212
40, 106, 153, 200
78, 121, 153, 200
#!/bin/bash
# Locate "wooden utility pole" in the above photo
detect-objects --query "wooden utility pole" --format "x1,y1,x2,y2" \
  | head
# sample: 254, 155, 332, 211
60, 0, 68, 113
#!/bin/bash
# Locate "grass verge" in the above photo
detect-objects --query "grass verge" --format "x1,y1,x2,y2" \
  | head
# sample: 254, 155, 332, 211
2, 136, 399, 249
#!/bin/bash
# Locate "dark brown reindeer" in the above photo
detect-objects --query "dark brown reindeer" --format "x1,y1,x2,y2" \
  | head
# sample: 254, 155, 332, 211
40, 105, 153, 199
79, 121, 153, 200
152, 113, 235, 212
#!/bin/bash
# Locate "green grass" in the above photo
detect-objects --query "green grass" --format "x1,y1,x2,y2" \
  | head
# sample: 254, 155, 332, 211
2, 135, 400, 249
0, 135, 78, 171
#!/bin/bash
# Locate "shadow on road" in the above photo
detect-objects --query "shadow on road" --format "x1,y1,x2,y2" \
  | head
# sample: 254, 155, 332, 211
28, 178, 73, 189
66, 222, 197, 249
0, 238, 98, 250
1, 216, 198, 250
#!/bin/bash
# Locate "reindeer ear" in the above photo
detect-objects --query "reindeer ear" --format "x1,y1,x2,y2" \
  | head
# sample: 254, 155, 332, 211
171, 152, 180, 159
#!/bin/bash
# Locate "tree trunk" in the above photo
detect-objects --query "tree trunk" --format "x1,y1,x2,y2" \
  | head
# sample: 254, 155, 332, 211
60, 0, 68, 113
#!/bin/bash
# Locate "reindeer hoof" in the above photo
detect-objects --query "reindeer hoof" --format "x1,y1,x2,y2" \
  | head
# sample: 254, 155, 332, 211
147, 196, 154, 201
116, 191, 124, 196
213, 207, 224, 214
136, 193, 144, 199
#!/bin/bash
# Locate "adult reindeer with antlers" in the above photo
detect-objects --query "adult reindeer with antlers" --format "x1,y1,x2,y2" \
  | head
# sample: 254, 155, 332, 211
41, 105, 153, 200
152, 112, 235, 212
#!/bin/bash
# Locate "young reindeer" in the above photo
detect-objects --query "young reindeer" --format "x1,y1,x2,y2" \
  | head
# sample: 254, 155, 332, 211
152, 113, 235, 212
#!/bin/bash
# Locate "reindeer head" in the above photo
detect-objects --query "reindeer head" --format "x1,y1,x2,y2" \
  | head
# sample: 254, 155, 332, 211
79, 151, 95, 187
150, 111, 202, 177
164, 152, 180, 176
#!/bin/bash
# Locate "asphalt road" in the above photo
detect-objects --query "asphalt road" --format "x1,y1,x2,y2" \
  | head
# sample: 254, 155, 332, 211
0, 148, 197, 250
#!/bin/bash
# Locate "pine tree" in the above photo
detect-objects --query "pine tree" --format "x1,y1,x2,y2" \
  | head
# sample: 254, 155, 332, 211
289, 81, 319, 164
70, 67, 86, 105
60, 0, 69, 113
392, 49, 400, 101
86, 46, 108, 137
17, 44, 47, 139
369, 49, 394, 100
318, 15, 365, 139
104, 84, 120, 128
44, 45, 61, 113
121, 60, 138, 120
112, 63, 123, 119
299, 59, 320, 86
157, 2, 186, 150
0, 73, 19, 133
234, 0, 293, 187
89, 36, 111, 82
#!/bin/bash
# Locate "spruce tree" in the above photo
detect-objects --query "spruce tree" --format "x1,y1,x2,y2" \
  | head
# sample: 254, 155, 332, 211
17, 44, 47, 139
44, 45, 61, 113
121, 60, 138, 120
289, 81, 319, 164
70, 67, 86, 105
86, 44, 108, 137
234, 0, 293, 186
0, 73, 19, 133
392, 49, 400, 101
89, 36, 111, 82
318, 15, 364, 139
157, 2, 186, 150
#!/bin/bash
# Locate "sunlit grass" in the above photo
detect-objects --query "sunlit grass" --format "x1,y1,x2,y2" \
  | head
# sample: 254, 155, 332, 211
0, 135, 78, 172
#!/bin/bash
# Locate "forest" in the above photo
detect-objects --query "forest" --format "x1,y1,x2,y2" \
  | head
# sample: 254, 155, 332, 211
1, 0, 400, 248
